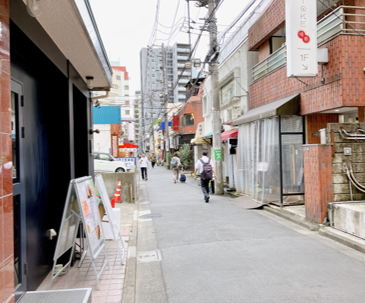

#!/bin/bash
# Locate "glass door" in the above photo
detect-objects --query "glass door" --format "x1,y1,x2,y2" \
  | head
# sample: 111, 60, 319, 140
12, 79, 27, 301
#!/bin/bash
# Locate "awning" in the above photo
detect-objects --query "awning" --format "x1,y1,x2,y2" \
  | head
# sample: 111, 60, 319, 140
221, 129, 238, 141
204, 131, 213, 138
119, 143, 138, 148
233, 94, 300, 126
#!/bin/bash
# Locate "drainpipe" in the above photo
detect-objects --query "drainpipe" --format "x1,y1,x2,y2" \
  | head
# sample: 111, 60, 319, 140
91, 91, 109, 105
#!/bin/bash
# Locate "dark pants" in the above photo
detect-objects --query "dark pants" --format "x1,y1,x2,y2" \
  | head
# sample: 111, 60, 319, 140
141, 167, 147, 180
201, 179, 210, 198
151, 162, 155, 168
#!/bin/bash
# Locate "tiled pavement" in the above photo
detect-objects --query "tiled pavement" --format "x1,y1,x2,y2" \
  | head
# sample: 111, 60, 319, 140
39, 235, 129, 303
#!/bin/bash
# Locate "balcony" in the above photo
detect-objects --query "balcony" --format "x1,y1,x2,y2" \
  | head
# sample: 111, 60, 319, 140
252, 6, 365, 81
177, 48, 190, 53
177, 56, 189, 60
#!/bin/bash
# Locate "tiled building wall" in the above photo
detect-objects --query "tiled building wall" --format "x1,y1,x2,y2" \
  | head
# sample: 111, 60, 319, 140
247, 0, 285, 50
303, 145, 333, 223
307, 114, 339, 144
0, 0, 14, 302
249, 35, 352, 114
178, 88, 204, 135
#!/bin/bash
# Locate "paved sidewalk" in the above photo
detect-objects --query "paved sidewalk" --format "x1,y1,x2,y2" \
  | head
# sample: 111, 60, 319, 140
142, 166, 365, 303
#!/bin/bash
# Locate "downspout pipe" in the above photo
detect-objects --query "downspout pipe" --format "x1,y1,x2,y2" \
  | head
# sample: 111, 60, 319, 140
91, 91, 109, 104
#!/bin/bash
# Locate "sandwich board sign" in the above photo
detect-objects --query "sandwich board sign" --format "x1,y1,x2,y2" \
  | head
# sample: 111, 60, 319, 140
286, 0, 318, 77
95, 174, 125, 265
50, 176, 109, 290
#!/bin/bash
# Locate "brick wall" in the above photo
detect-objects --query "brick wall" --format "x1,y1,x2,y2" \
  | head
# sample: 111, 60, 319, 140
303, 145, 333, 223
307, 114, 339, 144
178, 87, 204, 135
0, 1, 14, 302
249, 35, 365, 114
248, 0, 285, 50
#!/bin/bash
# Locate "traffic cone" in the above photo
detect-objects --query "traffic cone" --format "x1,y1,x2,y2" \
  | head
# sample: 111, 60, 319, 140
114, 180, 122, 203
111, 198, 115, 208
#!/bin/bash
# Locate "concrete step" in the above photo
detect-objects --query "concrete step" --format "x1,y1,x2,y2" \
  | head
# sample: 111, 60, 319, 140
330, 202, 365, 239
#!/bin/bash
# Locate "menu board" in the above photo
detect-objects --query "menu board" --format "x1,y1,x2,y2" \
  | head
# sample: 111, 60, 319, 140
75, 178, 105, 259
95, 174, 120, 238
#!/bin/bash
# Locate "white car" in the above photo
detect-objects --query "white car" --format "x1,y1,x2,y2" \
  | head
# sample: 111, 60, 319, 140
94, 152, 127, 172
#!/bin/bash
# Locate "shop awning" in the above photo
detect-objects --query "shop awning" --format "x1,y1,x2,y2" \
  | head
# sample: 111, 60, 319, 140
204, 131, 213, 138
119, 143, 138, 148
232, 94, 300, 126
221, 129, 238, 141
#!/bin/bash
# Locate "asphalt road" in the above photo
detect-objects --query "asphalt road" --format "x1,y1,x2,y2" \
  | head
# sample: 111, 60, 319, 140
140, 165, 365, 303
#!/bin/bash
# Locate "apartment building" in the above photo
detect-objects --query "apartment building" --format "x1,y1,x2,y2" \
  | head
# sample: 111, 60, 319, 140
172, 43, 192, 103
233, 0, 365, 222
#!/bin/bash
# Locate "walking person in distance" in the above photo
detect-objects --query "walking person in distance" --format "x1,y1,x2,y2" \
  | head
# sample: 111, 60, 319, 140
139, 153, 149, 181
194, 151, 217, 202
148, 152, 156, 169
170, 152, 181, 183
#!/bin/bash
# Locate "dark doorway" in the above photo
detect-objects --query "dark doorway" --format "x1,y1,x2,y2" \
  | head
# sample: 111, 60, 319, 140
11, 80, 27, 301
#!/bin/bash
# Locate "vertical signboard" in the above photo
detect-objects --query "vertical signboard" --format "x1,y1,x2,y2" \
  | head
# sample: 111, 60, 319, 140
286, 0, 318, 77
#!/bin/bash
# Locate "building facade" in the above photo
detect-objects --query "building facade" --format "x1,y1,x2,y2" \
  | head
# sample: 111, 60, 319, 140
233, 0, 365, 217
0, 0, 111, 301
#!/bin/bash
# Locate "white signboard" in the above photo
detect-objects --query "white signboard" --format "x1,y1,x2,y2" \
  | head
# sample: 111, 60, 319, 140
76, 179, 105, 258
286, 0, 318, 77
128, 122, 135, 141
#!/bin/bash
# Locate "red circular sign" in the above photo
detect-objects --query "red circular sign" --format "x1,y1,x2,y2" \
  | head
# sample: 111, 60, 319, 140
298, 31, 310, 43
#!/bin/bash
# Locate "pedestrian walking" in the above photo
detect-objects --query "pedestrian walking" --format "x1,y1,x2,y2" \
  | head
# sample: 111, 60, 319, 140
149, 152, 157, 169
139, 153, 149, 181
194, 151, 217, 202
170, 152, 181, 183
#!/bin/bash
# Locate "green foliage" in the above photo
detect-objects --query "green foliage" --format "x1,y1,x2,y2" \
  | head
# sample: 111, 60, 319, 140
178, 144, 193, 169
135, 110, 139, 113
153, 120, 160, 126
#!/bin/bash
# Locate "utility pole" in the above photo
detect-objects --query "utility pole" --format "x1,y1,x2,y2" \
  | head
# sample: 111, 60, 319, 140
208, 0, 223, 194
161, 43, 170, 168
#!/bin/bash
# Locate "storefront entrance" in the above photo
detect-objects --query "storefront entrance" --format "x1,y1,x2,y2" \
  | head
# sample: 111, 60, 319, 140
12, 80, 27, 301
236, 116, 305, 204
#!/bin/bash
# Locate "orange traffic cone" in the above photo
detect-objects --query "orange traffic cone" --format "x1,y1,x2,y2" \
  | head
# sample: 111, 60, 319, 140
114, 180, 122, 203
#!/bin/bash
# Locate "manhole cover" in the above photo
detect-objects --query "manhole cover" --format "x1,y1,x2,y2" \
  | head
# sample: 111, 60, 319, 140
139, 213, 162, 219
137, 250, 162, 263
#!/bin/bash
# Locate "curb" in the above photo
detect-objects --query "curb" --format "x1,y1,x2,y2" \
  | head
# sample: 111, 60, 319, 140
263, 205, 319, 231
264, 204, 365, 255
121, 188, 139, 303
319, 227, 365, 255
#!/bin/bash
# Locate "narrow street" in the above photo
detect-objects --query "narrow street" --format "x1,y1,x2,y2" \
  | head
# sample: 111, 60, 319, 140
136, 166, 365, 303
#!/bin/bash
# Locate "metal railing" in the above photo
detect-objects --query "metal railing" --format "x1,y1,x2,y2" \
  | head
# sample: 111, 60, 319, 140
252, 6, 365, 81
253, 46, 286, 81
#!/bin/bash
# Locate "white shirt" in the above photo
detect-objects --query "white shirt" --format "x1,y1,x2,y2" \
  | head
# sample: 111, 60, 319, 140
195, 156, 214, 174
140, 157, 149, 168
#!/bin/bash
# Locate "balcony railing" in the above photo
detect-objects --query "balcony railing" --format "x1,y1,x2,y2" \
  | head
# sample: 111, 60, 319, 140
252, 6, 365, 81
253, 46, 286, 81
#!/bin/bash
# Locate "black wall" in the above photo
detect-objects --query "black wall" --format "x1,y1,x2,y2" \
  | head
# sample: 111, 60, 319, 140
10, 21, 92, 290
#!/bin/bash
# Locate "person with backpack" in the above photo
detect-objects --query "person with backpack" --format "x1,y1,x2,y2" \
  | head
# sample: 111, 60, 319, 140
170, 152, 182, 183
194, 151, 217, 202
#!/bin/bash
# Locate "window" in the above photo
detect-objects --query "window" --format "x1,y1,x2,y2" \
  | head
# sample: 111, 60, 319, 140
113, 84, 118, 89
124, 85, 129, 90
152, 74, 155, 77
99, 154, 111, 161
125, 101, 130, 105
116, 75, 121, 80
184, 114, 194, 126
220, 79, 234, 105
152, 82, 156, 86
93, 154, 98, 159
125, 110, 130, 115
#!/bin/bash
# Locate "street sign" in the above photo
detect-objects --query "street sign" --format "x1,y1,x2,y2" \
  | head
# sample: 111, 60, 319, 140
286, 0, 318, 77
214, 149, 223, 161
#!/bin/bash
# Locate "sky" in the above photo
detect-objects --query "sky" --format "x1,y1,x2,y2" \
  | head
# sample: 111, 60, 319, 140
89, 0, 251, 94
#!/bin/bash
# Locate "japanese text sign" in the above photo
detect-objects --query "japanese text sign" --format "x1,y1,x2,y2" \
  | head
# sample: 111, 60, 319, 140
286, 0, 318, 77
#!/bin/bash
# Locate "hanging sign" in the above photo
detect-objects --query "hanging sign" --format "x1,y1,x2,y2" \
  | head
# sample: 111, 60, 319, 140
286, 0, 318, 77
214, 149, 223, 161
